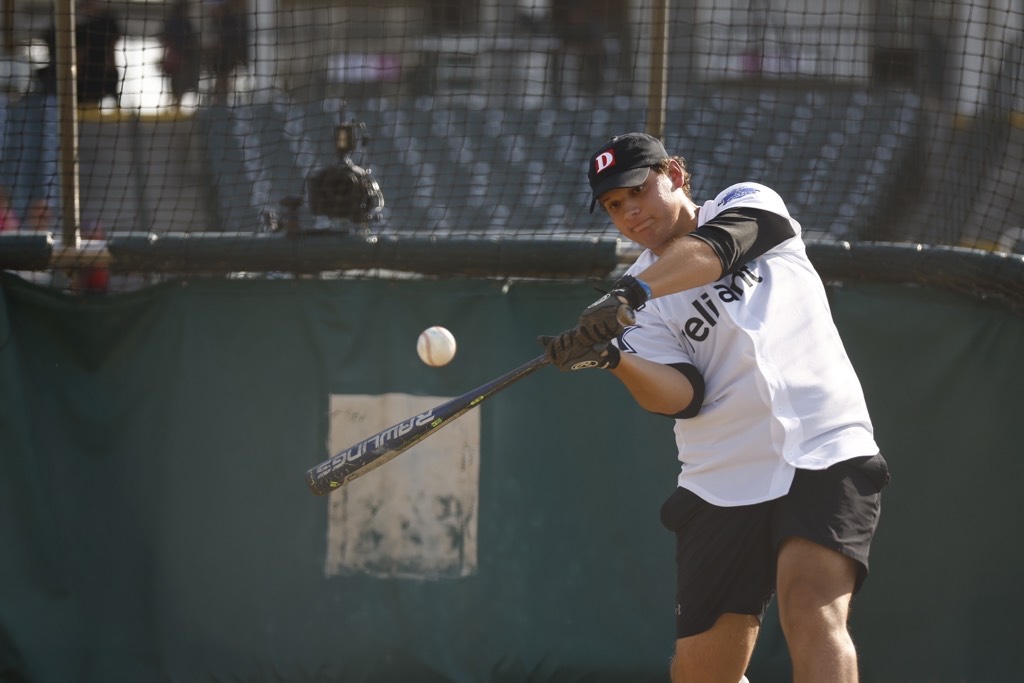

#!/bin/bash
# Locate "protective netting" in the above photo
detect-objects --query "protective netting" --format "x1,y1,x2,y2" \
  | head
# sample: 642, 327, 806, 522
0, 0, 1022, 311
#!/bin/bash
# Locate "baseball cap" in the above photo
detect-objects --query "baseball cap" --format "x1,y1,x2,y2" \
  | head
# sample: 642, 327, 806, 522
587, 132, 668, 212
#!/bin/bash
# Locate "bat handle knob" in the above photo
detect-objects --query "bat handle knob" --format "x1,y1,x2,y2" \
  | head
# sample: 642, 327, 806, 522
616, 304, 636, 327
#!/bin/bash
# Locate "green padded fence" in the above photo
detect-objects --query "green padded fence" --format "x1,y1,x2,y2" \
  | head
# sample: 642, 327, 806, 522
1, 273, 1022, 682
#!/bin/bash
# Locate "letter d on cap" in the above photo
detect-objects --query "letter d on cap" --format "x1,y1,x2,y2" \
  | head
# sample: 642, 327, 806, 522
594, 151, 615, 173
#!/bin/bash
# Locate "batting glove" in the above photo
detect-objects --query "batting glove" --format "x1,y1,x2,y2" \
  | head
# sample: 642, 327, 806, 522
577, 284, 641, 344
538, 328, 621, 371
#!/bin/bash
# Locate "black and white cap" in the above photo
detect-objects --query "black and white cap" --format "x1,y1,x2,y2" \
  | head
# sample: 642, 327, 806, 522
587, 132, 668, 213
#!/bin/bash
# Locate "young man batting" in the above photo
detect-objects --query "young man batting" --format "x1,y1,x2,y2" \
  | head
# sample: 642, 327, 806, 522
540, 133, 890, 683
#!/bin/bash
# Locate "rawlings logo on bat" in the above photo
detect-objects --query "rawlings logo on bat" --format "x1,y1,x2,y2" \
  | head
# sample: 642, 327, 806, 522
315, 409, 436, 475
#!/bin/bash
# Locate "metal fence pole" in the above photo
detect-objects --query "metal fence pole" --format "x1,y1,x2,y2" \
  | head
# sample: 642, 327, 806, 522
53, 0, 81, 249
645, 0, 669, 140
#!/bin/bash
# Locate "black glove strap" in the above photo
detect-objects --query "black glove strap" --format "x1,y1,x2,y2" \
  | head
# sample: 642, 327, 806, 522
603, 343, 621, 370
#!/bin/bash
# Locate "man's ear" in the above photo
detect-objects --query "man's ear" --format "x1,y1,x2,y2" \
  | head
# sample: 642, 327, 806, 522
667, 160, 686, 191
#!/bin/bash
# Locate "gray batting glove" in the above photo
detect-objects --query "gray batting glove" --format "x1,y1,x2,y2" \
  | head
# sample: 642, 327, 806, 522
577, 292, 636, 344
538, 328, 621, 371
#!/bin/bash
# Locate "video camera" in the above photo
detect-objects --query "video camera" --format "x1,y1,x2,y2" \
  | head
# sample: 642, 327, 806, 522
307, 118, 384, 226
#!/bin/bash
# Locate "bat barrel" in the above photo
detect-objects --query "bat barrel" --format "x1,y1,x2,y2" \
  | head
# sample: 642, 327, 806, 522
305, 353, 550, 495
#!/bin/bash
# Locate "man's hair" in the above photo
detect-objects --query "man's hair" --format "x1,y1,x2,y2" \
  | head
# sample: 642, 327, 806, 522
651, 156, 692, 199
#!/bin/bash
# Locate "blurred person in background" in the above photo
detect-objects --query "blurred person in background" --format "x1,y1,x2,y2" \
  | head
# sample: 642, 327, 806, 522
38, 0, 122, 105
73, 221, 110, 295
12, 198, 53, 285
24, 198, 55, 234
209, 0, 249, 103
551, 0, 607, 95
0, 186, 21, 232
160, 0, 202, 109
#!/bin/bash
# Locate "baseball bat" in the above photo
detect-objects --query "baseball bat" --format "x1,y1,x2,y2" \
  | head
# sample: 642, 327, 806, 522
306, 353, 550, 495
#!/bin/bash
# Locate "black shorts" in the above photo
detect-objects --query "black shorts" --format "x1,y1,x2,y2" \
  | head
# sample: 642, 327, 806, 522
659, 453, 890, 639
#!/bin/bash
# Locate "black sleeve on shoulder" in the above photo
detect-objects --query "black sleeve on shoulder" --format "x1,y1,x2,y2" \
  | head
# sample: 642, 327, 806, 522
688, 207, 796, 275
652, 362, 705, 420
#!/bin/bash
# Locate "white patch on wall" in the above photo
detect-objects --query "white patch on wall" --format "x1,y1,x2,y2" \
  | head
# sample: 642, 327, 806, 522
324, 393, 479, 580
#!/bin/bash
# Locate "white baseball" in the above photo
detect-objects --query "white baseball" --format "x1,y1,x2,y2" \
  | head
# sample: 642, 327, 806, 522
417, 326, 457, 367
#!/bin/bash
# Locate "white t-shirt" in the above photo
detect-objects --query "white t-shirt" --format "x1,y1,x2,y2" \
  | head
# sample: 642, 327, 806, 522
619, 182, 879, 506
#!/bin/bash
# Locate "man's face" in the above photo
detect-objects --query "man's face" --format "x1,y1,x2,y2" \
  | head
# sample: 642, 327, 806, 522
597, 162, 690, 254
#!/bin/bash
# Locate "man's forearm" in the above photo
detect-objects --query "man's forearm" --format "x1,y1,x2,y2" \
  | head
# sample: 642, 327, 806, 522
639, 235, 724, 299
610, 352, 697, 416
